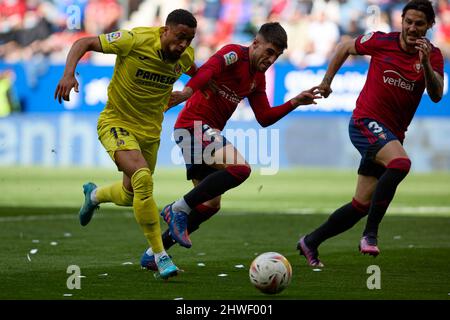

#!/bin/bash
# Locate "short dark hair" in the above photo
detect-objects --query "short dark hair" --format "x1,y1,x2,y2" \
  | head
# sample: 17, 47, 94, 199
402, 0, 435, 26
258, 22, 288, 50
166, 9, 197, 28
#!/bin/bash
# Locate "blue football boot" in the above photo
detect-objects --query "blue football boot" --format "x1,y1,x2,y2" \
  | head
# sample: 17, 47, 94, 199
140, 250, 158, 271
79, 182, 99, 226
156, 255, 179, 280
160, 203, 191, 248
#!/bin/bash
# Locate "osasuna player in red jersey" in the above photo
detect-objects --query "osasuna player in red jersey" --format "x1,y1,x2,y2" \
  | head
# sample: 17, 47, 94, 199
297, 0, 444, 267
140, 22, 322, 269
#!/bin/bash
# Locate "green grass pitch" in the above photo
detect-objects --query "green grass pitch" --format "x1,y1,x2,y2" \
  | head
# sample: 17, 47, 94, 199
0, 167, 449, 300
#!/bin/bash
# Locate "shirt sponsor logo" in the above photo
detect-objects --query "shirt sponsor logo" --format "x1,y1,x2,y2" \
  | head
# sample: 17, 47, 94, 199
217, 84, 242, 104
106, 31, 122, 43
382, 70, 415, 92
223, 51, 238, 66
414, 61, 422, 73
360, 32, 374, 44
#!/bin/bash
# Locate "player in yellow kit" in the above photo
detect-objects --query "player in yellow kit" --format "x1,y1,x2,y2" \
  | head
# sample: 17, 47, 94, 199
54, 9, 197, 280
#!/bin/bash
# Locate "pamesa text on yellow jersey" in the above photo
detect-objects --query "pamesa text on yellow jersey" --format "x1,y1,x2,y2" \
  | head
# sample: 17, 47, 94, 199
98, 27, 195, 141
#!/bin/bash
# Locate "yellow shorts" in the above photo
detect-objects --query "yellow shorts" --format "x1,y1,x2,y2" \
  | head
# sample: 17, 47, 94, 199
97, 123, 160, 173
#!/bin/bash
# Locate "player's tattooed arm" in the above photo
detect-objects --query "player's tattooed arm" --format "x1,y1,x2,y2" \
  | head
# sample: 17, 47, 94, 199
423, 65, 443, 103
318, 76, 333, 98
322, 76, 333, 86
416, 40, 443, 102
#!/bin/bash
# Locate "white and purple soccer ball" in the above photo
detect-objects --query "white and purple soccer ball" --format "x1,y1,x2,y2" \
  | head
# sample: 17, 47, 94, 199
249, 252, 292, 294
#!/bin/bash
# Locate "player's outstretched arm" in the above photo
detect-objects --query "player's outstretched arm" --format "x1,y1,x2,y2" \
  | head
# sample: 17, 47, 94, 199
318, 38, 358, 98
249, 86, 321, 128
424, 69, 443, 103
290, 86, 322, 107
54, 37, 103, 103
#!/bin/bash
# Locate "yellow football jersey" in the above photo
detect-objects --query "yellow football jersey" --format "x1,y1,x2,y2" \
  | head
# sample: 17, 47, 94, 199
98, 27, 195, 141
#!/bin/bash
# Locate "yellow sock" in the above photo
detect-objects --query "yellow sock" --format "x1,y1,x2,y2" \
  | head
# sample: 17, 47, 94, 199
131, 168, 163, 253
96, 181, 133, 206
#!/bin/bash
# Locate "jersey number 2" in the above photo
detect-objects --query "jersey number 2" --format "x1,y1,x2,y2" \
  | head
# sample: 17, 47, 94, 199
368, 121, 383, 134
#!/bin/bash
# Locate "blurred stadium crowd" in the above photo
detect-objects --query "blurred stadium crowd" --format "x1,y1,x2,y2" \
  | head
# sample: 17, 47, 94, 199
0, 0, 449, 115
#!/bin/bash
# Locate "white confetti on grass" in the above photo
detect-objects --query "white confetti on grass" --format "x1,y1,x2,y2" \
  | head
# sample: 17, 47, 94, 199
234, 264, 245, 269
29, 249, 38, 255
50, 242, 58, 246
313, 269, 322, 272
26, 254, 31, 262
393, 235, 402, 240
197, 263, 205, 267
32, 240, 40, 243
98, 273, 108, 277
77, 275, 86, 278
63, 294, 73, 297
64, 233, 72, 238
174, 297, 184, 300
122, 262, 133, 265
218, 274, 228, 277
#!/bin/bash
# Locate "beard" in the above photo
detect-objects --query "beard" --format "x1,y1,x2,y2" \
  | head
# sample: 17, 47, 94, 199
402, 32, 417, 48
163, 50, 181, 62
402, 28, 426, 46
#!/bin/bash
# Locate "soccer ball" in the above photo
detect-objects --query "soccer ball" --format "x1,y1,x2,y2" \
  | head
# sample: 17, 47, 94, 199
249, 252, 292, 294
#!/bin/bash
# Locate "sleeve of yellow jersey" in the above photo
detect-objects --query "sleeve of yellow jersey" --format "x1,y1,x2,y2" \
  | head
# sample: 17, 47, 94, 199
99, 30, 136, 57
